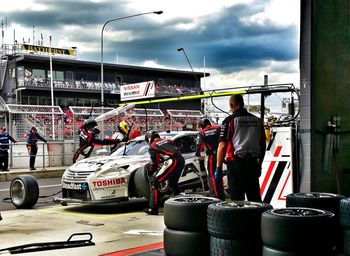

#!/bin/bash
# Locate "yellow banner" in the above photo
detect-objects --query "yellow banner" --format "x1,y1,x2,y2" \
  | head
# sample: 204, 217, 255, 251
20, 44, 76, 56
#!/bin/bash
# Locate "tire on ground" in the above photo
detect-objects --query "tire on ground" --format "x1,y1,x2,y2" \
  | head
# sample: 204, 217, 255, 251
286, 192, 344, 216
10, 175, 39, 209
164, 227, 209, 256
164, 196, 221, 232
210, 236, 262, 256
340, 198, 350, 228
262, 245, 300, 256
133, 167, 150, 200
261, 208, 335, 253
207, 201, 272, 240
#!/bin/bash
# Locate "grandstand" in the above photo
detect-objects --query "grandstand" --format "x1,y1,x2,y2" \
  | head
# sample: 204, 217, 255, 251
0, 43, 208, 112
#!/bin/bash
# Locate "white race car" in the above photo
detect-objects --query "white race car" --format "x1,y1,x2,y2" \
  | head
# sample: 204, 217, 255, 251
56, 131, 208, 204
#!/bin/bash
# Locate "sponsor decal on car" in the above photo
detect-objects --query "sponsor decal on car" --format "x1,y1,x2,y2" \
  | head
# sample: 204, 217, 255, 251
62, 182, 88, 190
92, 178, 126, 188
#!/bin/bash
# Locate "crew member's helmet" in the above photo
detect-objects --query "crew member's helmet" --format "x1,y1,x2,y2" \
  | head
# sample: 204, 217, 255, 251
145, 130, 160, 144
118, 120, 129, 135
93, 127, 100, 135
83, 119, 97, 130
199, 118, 211, 129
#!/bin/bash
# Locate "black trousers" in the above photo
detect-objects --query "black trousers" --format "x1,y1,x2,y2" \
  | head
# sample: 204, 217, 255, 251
0, 151, 8, 171
227, 157, 262, 202
149, 156, 185, 210
206, 154, 225, 200
27, 144, 38, 168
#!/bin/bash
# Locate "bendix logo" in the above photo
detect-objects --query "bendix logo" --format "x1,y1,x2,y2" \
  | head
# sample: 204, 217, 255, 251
92, 178, 126, 187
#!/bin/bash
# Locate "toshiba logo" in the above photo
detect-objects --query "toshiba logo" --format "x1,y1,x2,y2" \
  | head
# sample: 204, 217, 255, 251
92, 178, 126, 187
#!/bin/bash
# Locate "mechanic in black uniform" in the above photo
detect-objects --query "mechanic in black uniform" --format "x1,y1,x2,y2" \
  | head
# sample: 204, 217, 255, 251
216, 94, 266, 202
26, 127, 47, 170
72, 119, 124, 163
0, 127, 16, 172
144, 130, 185, 215
195, 118, 225, 200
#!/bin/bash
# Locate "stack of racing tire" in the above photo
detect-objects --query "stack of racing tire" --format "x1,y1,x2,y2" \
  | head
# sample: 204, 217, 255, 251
207, 201, 272, 256
260, 192, 343, 256
340, 198, 350, 255
286, 192, 345, 255
163, 195, 221, 256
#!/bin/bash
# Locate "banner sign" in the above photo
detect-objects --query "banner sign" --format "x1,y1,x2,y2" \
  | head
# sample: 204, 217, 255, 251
20, 44, 76, 56
120, 81, 155, 101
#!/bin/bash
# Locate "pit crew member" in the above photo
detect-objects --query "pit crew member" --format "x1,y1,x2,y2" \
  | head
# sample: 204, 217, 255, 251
73, 119, 122, 163
216, 94, 266, 202
111, 120, 130, 151
195, 118, 225, 200
144, 130, 185, 215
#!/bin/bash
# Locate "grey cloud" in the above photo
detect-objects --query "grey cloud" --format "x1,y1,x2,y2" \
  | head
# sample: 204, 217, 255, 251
2, 0, 299, 75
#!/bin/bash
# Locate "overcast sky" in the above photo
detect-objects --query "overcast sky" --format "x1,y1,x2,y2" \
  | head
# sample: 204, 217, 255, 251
0, 0, 300, 110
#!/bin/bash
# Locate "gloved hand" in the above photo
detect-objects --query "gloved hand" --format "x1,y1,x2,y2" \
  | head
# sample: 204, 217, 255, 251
214, 167, 223, 181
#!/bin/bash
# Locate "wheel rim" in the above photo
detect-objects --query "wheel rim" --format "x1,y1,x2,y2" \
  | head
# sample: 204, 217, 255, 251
174, 197, 217, 203
272, 208, 325, 216
11, 179, 25, 205
303, 193, 336, 198
219, 201, 264, 208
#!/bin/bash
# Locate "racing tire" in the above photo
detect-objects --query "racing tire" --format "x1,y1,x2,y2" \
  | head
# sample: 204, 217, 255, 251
286, 192, 344, 216
262, 245, 300, 256
210, 237, 262, 256
261, 208, 335, 253
164, 196, 221, 232
340, 198, 350, 228
286, 192, 344, 252
10, 175, 39, 209
133, 167, 150, 200
164, 227, 209, 256
344, 229, 350, 255
207, 201, 272, 240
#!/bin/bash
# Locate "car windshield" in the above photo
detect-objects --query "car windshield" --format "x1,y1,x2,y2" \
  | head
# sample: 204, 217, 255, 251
110, 140, 149, 156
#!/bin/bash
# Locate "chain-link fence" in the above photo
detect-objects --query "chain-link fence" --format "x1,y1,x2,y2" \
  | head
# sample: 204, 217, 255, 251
6, 104, 64, 141
167, 109, 204, 131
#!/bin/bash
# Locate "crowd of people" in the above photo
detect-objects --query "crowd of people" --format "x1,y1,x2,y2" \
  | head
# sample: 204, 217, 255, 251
22, 76, 200, 96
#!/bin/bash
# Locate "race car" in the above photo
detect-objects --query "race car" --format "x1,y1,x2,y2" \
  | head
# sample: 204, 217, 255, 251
55, 131, 209, 204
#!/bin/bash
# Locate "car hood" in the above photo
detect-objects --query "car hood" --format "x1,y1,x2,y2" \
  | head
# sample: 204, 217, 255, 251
71, 155, 150, 171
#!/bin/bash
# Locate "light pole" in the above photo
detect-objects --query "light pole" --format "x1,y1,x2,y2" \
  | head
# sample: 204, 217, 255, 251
177, 47, 198, 84
101, 11, 163, 104
49, 36, 55, 140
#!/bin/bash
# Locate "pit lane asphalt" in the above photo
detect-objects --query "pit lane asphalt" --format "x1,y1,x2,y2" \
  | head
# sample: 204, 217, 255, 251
0, 176, 163, 256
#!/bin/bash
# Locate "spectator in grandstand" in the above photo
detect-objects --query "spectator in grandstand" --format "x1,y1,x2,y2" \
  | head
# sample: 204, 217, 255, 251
0, 127, 17, 172
111, 120, 130, 151
26, 127, 47, 171
73, 119, 123, 163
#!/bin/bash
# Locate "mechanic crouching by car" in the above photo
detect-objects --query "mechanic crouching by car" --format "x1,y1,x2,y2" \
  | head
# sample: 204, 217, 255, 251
195, 118, 225, 200
144, 130, 185, 215
216, 94, 266, 202
73, 119, 125, 163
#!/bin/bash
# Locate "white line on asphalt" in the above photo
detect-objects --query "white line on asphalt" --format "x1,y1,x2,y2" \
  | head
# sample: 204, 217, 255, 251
0, 184, 61, 192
